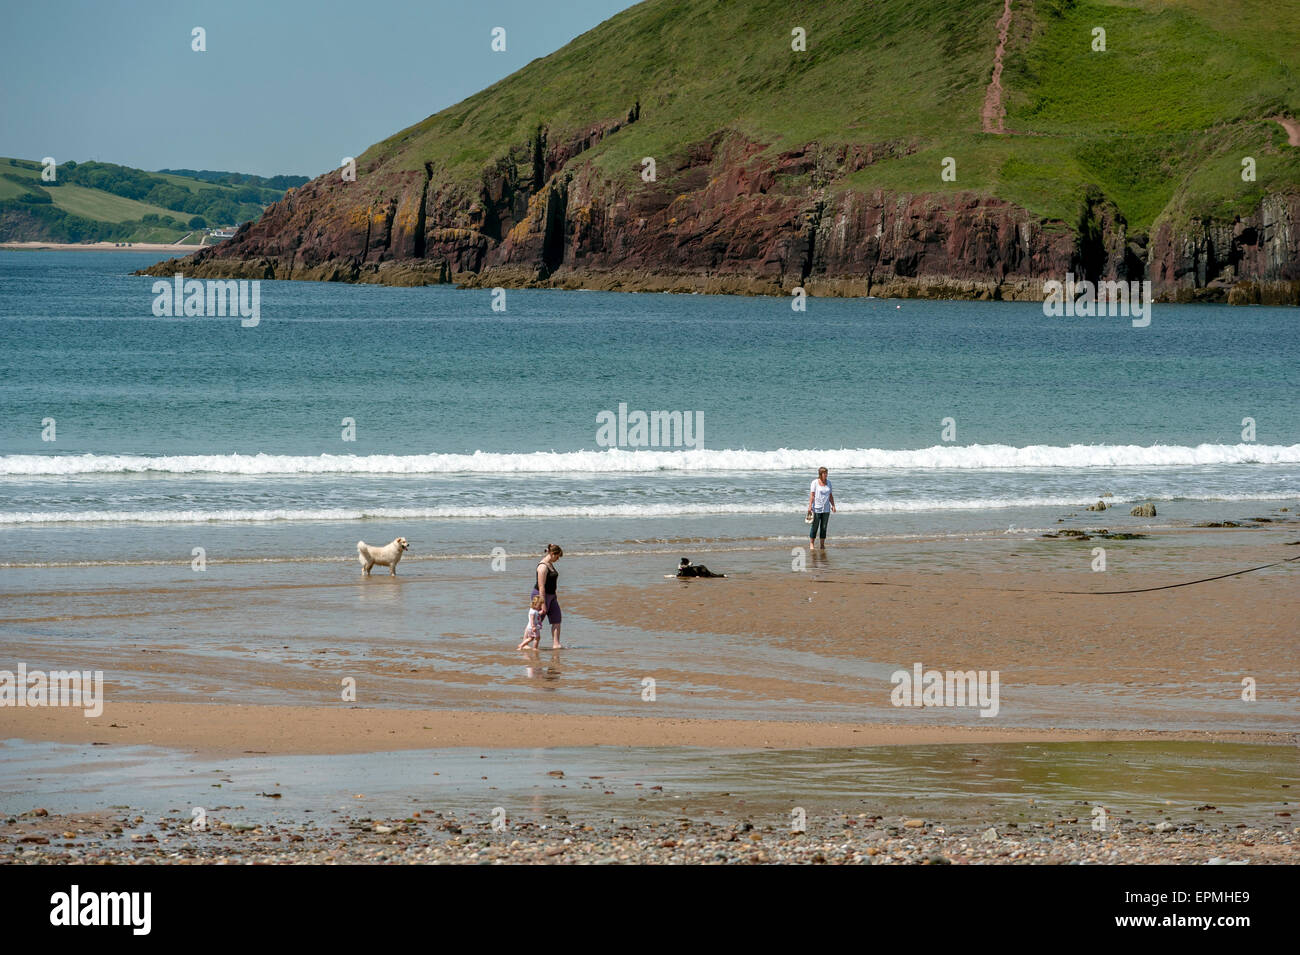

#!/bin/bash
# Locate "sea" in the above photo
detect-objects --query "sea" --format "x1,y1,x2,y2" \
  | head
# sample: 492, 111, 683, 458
1, 250, 1296, 570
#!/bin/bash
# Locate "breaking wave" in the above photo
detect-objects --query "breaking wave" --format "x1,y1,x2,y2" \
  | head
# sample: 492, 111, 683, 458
3, 443, 1298, 477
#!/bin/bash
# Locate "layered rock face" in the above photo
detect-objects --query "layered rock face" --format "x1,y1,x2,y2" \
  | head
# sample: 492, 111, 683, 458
1149, 193, 1300, 305
145, 121, 1299, 305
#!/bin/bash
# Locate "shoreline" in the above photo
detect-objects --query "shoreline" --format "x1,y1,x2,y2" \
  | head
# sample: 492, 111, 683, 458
1, 241, 204, 253
4, 733, 1296, 865
2, 702, 1295, 757
133, 254, 1300, 305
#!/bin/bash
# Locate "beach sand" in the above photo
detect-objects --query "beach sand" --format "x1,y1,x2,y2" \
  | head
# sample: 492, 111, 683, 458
0, 241, 201, 253
2, 701, 1291, 756
579, 543, 1300, 692
3, 524, 1297, 863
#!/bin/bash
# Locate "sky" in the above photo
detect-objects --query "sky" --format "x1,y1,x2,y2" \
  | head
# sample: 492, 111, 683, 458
0, 0, 637, 178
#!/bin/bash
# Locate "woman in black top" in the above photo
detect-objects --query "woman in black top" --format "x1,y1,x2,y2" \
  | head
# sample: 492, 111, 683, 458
531, 544, 564, 649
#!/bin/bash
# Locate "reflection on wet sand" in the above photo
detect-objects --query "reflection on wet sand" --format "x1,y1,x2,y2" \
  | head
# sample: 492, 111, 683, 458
1, 738, 1294, 830
523, 651, 563, 689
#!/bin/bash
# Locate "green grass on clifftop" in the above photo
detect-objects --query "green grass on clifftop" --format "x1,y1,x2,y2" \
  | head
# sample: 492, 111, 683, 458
360, 0, 1299, 236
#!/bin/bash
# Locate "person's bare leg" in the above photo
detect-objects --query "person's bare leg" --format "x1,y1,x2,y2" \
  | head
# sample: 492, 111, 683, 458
551, 623, 564, 649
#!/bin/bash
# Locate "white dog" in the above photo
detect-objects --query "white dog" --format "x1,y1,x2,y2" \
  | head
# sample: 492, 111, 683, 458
357, 537, 409, 576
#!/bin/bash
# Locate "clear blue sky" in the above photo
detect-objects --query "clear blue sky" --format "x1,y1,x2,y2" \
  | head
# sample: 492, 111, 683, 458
0, 0, 636, 178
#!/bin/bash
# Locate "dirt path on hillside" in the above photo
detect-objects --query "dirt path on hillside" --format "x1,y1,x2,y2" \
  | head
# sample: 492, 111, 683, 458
1271, 115, 1300, 146
981, 0, 1014, 133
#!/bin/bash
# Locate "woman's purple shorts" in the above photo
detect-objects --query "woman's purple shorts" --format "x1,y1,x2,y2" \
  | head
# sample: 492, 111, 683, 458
531, 589, 561, 624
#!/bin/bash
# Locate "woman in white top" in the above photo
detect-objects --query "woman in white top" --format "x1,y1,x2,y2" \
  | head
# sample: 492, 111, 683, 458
806, 467, 836, 548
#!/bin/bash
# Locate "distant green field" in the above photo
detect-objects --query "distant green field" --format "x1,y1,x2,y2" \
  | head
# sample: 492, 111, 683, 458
0, 175, 31, 201
44, 183, 184, 223
0, 157, 303, 244
151, 171, 206, 193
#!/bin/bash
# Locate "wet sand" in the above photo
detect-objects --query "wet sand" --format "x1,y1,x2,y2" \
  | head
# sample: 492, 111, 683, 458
3, 739, 1296, 864
2, 701, 1291, 756
3, 523, 1297, 863
580, 538, 1300, 691
3, 524, 1294, 731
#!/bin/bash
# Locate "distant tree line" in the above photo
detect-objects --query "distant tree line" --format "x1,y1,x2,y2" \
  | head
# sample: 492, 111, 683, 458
157, 168, 308, 191
55, 161, 292, 226
0, 157, 301, 242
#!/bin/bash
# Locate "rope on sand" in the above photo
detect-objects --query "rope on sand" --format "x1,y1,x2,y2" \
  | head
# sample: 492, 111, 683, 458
813, 553, 1300, 596
1052, 553, 1300, 595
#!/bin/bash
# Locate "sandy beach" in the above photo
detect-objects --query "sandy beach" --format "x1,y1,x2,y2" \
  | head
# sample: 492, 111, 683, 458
3, 521, 1297, 864
582, 536, 1300, 692
0, 241, 201, 253
3, 701, 1292, 756
3, 523, 1295, 730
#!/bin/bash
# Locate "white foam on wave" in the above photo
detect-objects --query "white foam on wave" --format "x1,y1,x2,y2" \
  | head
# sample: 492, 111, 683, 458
0, 492, 1290, 525
3, 443, 1299, 476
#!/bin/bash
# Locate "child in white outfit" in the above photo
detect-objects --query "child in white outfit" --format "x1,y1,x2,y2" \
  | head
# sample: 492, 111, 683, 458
517, 595, 547, 651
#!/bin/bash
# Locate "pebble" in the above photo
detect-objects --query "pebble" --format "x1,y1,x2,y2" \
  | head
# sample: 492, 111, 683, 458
3, 809, 1295, 866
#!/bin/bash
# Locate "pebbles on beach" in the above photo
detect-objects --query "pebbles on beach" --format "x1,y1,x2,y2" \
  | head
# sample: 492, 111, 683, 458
3, 809, 1295, 866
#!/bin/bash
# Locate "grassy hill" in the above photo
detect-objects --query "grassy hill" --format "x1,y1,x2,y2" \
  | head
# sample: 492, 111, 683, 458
156, 0, 1299, 302
0, 158, 308, 244
365, 0, 1297, 235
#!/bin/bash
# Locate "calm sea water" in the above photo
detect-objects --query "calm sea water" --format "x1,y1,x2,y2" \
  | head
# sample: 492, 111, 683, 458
1, 250, 1297, 565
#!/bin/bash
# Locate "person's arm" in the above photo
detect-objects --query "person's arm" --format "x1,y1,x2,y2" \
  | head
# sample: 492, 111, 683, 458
830, 489, 836, 512
536, 563, 547, 593
807, 486, 815, 511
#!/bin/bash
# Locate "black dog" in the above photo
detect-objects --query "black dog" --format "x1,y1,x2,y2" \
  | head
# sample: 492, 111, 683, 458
677, 557, 725, 578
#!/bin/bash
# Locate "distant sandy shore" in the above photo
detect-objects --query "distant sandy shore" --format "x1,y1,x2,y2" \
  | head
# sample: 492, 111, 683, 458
1, 701, 1292, 757
0, 241, 201, 253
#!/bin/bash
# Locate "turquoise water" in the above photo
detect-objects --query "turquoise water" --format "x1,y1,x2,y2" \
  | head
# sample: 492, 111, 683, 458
1, 250, 1297, 563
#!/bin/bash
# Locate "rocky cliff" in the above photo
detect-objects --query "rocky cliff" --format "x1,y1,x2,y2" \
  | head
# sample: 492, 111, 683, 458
142, 0, 1300, 304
